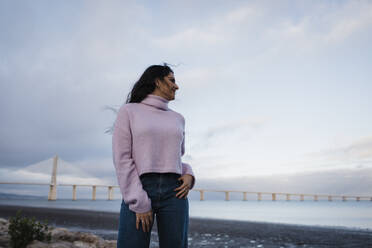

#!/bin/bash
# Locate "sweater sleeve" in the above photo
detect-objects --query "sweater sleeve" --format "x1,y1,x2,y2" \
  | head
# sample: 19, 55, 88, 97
181, 130, 196, 189
112, 106, 152, 213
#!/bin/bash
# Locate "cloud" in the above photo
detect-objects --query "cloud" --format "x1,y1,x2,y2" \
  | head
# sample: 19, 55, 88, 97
0, 2, 145, 166
0, 168, 50, 183
148, 0, 372, 60
205, 117, 267, 138
267, 136, 372, 175
0, 156, 115, 186
150, 3, 264, 50
149, 2, 264, 53
152, 27, 224, 49
264, 1, 372, 54
176, 66, 225, 88
195, 167, 372, 196
323, 1, 372, 43
305, 136, 372, 166
224, 4, 263, 23
189, 116, 269, 154
1, 1, 371, 197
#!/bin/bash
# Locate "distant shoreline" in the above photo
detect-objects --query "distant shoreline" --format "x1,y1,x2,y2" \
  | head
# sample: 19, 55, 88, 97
1, 204, 372, 247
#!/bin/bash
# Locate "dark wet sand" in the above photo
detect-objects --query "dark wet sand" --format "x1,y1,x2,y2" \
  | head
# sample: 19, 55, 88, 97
0, 205, 371, 247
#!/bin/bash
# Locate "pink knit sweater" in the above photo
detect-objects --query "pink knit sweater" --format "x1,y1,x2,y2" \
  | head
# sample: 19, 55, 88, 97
112, 94, 195, 213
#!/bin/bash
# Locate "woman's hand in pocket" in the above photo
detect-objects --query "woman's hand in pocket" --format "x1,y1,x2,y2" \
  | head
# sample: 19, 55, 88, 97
174, 174, 194, 199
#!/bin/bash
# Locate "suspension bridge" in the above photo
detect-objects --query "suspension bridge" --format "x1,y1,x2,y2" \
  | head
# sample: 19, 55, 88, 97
1, 155, 371, 202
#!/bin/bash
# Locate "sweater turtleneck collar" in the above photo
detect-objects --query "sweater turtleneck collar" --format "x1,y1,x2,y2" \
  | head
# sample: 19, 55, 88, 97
140, 94, 169, 111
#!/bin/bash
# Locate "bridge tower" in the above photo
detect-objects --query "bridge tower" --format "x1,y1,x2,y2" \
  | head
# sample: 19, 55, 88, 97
48, 155, 58, 200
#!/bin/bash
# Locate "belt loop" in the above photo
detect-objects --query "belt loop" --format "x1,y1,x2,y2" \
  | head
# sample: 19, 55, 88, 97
158, 173, 162, 200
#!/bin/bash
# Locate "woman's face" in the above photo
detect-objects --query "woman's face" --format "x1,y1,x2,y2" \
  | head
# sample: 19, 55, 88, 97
156, 72, 179, 100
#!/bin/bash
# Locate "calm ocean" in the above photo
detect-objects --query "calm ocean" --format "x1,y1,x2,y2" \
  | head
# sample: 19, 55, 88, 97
1, 198, 371, 232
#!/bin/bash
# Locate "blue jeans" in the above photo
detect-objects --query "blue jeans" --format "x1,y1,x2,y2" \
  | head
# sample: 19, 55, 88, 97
117, 172, 189, 248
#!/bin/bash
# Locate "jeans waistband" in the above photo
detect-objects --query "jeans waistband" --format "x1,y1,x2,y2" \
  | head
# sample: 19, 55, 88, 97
139, 172, 180, 180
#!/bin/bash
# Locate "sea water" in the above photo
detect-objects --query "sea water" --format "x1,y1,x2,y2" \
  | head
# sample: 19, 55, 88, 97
0, 198, 371, 231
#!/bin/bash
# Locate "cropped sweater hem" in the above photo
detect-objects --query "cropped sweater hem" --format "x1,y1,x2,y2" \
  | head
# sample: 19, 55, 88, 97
139, 168, 195, 189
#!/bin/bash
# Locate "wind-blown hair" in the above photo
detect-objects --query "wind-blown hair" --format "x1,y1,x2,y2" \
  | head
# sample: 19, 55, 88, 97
126, 63, 174, 103
104, 63, 174, 135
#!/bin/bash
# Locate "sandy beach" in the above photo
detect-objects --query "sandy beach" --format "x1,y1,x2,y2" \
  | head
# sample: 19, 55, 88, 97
0, 204, 371, 247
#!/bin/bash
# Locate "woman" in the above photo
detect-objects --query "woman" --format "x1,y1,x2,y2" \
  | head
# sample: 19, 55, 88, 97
112, 63, 196, 248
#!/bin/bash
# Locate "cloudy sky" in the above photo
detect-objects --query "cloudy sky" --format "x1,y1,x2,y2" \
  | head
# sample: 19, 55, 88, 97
1, 0, 372, 198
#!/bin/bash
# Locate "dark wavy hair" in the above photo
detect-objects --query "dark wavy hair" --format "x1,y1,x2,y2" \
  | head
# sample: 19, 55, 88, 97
104, 63, 174, 134
125, 63, 174, 104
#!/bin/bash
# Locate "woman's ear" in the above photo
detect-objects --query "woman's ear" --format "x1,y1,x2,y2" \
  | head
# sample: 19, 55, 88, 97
155, 78, 161, 88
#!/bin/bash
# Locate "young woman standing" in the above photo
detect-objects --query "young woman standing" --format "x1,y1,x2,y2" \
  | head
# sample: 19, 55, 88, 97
112, 63, 195, 248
